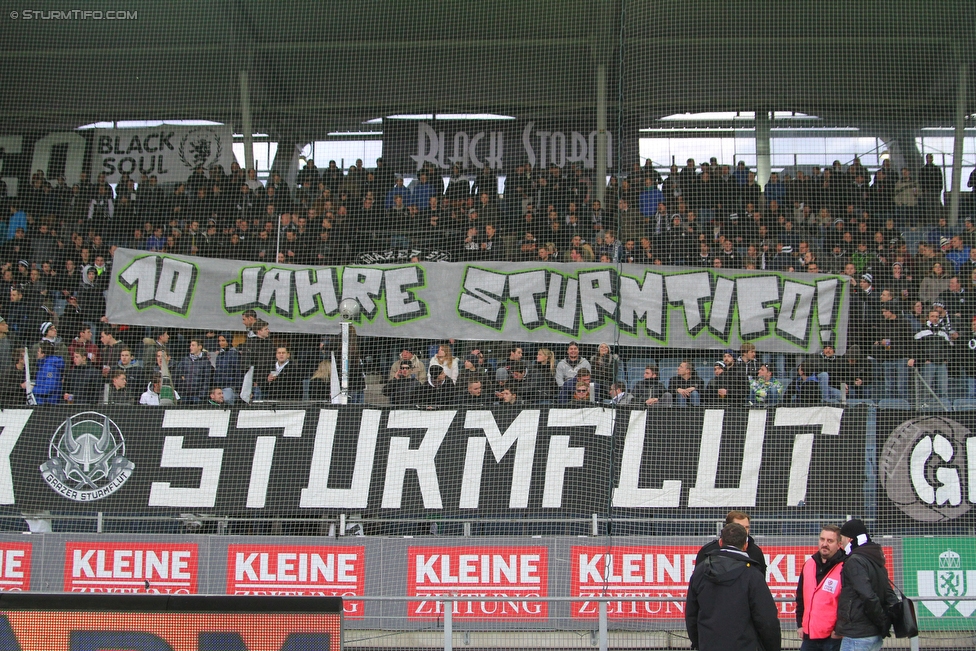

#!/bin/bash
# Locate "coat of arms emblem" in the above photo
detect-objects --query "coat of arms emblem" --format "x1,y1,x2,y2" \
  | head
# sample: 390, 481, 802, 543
917, 549, 976, 617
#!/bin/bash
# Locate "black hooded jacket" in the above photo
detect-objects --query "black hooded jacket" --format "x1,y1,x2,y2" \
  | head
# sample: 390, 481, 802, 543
686, 547, 781, 651
695, 536, 766, 573
835, 542, 897, 638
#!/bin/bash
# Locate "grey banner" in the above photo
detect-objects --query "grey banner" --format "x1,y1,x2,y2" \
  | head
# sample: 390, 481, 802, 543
107, 248, 849, 352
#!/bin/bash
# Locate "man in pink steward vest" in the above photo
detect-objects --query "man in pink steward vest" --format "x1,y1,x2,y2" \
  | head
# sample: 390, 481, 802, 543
795, 524, 846, 651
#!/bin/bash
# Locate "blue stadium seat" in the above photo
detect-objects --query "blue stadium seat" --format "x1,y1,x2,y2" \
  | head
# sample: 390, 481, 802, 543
877, 398, 911, 411
625, 357, 655, 388
845, 399, 876, 408
658, 361, 680, 388
948, 378, 969, 401
954, 398, 976, 411
696, 364, 716, 385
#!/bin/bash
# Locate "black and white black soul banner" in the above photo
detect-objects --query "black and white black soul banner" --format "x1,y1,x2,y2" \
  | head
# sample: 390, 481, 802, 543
107, 248, 849, 352
879, 413, 976, 527
1, 406, 864, 517
0, 126, 235, 190
89, 126, 236, 184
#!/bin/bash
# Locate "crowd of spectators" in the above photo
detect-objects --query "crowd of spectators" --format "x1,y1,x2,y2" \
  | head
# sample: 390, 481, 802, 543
0, 153, 975, 408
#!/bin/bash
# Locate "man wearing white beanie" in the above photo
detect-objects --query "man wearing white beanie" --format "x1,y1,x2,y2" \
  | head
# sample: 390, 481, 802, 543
32, 321, 67, 362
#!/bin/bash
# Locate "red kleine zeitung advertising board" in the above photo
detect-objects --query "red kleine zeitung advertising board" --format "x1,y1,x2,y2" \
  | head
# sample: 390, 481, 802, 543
570, 545, 894, 619
407, 546, 548, 620
571, 545, 698, 619
226, 544, 365, 618
0, 542, 30, 591
63, 542, 198, 593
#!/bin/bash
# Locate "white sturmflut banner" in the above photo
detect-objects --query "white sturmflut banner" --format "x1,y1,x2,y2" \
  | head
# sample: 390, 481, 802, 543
106, 248, 849, 352
92, 126, 235, 183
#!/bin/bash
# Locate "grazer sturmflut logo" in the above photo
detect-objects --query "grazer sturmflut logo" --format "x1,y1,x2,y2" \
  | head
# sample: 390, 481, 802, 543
39, 412, 134, 502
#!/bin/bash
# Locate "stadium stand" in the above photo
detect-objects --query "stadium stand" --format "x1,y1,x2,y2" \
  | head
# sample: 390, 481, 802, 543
0, 4, 974, 647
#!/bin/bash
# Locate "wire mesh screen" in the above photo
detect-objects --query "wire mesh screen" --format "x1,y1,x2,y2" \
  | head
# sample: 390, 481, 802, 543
1, 1, 975, 647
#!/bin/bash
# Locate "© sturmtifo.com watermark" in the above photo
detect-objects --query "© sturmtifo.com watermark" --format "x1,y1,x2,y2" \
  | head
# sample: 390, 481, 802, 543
10, 9, 138, 20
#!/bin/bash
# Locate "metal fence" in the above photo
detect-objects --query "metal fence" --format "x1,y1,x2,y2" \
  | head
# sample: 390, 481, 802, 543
346, 596, 974, 651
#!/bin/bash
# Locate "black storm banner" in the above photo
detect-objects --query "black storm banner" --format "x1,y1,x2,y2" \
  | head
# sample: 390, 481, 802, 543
0, 406, 865, 517
382, 119, 614, 173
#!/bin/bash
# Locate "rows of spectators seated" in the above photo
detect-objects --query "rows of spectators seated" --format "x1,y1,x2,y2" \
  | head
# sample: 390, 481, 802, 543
3, 154, 974, 271
0, 155, 975, 409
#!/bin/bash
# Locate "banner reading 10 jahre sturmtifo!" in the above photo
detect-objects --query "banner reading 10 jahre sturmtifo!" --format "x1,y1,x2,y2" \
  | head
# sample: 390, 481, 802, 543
106, 248, 848, 352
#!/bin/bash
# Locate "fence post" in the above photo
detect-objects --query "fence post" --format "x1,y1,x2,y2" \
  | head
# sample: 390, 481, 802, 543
599, 601, 608, 651
443, 598, 452, 651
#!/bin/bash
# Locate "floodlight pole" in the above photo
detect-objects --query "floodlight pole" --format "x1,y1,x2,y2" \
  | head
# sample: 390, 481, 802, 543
276, 212, 281, 263
339, 321, 350, 404
949, 58, 969, 227
239, 70, 255, 174
595, 64, 607, 203
755, 109, 771, 189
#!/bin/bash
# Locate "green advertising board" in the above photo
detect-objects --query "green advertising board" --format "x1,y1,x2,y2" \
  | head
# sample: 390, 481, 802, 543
903, 538, 976, 631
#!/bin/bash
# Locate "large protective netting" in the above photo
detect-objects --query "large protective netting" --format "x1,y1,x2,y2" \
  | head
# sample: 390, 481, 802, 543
0, 1, 975, 646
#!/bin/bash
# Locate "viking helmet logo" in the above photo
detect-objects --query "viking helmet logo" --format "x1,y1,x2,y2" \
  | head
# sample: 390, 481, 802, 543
40, 412, 134, 502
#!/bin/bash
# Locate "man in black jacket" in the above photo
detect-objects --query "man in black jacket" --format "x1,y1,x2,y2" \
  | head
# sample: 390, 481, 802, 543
241, 319, 274, 396
872, 303, 914, 400
686, 522, 781, 651
909, 307, 954, 405
420, 361, 456, 407
701, 360, 730, 406
695, 510, 766, 572
803, 343, 845, 403
834, 519, 896, 651
461, 379, 489, 407
383, 360, 420, 405
668, 360, 703, 407
264, 345, 303, 401
633, 364, 672, 407
785, 363, 825, 405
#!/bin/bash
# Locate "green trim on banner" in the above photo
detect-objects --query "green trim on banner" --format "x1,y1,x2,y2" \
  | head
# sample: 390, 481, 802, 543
107, 248, 850, 351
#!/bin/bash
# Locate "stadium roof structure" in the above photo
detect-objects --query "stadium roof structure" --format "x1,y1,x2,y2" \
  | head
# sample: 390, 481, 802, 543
2, 1, 974, 138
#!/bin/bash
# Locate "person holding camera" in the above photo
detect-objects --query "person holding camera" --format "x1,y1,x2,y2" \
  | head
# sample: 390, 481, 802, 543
384, 359, 421, 405
388, 348, 426, 383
